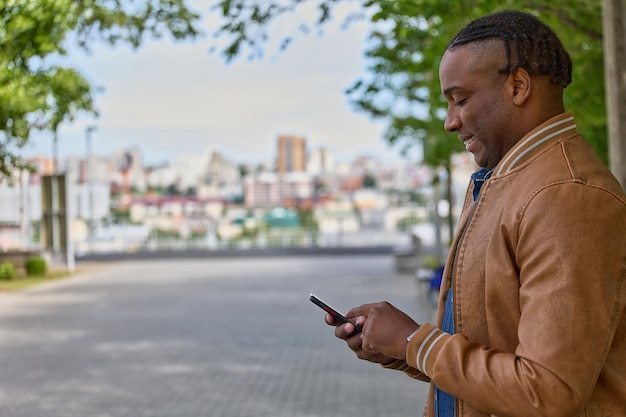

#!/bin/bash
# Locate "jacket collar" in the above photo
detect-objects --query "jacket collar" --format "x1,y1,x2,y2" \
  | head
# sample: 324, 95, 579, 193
494, 112, 577, 176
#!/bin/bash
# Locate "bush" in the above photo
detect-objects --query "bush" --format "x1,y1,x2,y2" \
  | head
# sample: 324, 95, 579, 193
0, 262, 16, 280
421, 254, 443, 270
25, 257, 47, 277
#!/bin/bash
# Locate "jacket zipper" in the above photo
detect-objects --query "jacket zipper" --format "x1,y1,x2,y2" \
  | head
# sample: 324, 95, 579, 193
449, 202, 476, 323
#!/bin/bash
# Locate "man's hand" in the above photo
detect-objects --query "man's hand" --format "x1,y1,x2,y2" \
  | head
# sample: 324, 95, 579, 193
325, 301, 420, 364
347, 302, 419, 361
325, 313, 394, 365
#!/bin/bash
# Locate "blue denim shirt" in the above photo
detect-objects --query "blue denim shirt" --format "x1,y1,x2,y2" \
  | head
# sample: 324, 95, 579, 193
471, 167, 493, 203
435, 167, 493, 417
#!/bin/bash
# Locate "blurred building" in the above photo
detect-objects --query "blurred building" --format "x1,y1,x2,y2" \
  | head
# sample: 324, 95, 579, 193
111, 147, 146, 193
277, 135, 306, 173
128, 196, 223, 237
29, 157, 55, 177
243, 172, 313, 208
307, 146, 335, 175
198, 151, 242, 199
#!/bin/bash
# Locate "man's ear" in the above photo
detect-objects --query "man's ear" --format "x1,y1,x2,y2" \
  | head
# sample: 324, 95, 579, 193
511, 68, 531, 106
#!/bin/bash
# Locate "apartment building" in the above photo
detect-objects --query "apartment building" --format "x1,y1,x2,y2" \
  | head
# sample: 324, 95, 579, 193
243, 172, 314, 208
277, 135, 306, 173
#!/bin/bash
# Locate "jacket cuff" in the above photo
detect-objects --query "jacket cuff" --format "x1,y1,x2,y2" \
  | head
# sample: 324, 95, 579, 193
405, 323, 451, 378
381, 359, 429, 381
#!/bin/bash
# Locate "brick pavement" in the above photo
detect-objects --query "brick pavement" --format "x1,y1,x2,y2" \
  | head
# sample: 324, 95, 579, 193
0, 255, 433, 417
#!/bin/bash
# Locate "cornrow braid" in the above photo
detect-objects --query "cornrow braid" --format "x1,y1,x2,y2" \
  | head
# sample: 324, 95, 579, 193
448, 10, 572, 88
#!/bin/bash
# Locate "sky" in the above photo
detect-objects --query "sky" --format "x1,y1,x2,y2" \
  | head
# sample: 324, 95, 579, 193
23, 1, 416, 167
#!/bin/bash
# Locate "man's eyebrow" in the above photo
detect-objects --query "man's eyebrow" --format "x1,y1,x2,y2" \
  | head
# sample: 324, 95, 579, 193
443, 86, 461, 96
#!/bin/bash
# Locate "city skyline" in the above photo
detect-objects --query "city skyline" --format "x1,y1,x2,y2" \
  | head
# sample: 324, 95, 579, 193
22, 1, 421, 167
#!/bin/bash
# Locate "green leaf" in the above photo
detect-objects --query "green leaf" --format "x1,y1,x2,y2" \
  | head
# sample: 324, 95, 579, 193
0, 0, 201, 179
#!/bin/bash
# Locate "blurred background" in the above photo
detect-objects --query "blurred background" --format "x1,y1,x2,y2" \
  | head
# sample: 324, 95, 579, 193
1, 0, 621, 271
0, 1, 623, 415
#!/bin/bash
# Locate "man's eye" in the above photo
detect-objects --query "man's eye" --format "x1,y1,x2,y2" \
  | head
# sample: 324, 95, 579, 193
454, 98, 467, 106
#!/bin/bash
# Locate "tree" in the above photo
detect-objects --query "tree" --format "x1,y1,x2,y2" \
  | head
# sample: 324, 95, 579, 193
166, 183, 182, 196
362, 173, 377, 188
603, 0, 626, 189
211, 0, 604, 159
0, 0, 202, 179
210, 0, 605, 244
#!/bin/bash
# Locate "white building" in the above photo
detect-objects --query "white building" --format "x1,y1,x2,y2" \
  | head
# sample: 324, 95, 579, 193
243, 172, 314, 208
198, 151, 242, 199
70, 182, 112, 221
129, 196, 224, 224
0, 171, 109, 224
0, 171, 111, 250
146, 146, 239, 194
61, 153, 120, 186
0, 174, 41, 223
146, 148, 210, 191
307, 147, 336, 175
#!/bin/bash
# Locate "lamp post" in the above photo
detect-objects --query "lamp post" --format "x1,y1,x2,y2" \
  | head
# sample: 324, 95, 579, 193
52, 134, 58, 174
85, 125, 97, 243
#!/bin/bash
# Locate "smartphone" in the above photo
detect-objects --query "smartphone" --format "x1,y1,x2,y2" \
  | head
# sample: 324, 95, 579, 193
309, 293, 362, 333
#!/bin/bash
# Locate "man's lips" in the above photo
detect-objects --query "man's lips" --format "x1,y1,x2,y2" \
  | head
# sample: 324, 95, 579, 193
459, 134, 473, 142
459, 135, 476, 150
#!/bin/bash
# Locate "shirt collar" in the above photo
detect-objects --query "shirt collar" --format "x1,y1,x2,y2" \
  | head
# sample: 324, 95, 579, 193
471, 167, 493, 202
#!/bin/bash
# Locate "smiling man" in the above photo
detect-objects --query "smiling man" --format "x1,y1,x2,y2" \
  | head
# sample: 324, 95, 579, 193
325, 10, 626, 417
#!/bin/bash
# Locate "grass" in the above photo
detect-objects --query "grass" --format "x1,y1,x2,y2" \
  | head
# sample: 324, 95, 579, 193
0, 270, 71, 292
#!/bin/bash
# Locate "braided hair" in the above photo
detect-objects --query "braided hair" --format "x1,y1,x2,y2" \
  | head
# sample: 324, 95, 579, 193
448, 10, 572, 88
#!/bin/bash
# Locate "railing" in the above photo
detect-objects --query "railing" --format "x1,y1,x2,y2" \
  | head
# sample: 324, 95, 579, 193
72, 227, 412, 255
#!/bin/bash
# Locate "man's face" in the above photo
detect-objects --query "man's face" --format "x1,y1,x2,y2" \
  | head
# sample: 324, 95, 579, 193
439, 44, 516, 170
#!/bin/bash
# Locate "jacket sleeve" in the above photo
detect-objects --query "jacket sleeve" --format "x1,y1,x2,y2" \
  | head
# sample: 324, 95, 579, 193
381, 358, 430, 382
405, 183, 626, 417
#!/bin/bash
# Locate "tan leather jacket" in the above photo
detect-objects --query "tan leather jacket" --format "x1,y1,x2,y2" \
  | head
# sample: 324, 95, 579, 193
387, 112, 626, 417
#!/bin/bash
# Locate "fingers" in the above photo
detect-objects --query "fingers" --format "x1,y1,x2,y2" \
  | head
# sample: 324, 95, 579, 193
346, 303, 375, 319
326, 309, 395, 365
358, 302, 418, 360
334, 321, 357, 339
336, 323, 373, 357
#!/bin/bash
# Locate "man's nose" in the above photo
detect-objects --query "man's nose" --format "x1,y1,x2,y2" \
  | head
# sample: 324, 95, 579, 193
444, 109, 460, 132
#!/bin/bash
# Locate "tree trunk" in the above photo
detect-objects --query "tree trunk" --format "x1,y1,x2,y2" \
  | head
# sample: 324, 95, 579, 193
603, 0, 626, 190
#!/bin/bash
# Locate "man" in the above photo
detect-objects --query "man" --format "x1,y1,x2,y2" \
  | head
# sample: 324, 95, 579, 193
327, 10, 626, 417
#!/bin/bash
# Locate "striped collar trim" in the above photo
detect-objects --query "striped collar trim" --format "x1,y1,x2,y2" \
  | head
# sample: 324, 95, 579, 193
495, 112, 577, 176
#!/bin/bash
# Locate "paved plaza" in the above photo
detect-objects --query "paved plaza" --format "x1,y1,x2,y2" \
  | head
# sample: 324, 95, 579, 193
0, 255, 433, 417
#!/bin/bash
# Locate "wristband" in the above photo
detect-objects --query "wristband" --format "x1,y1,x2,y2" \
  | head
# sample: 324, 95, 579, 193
406, 328, 420, 343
